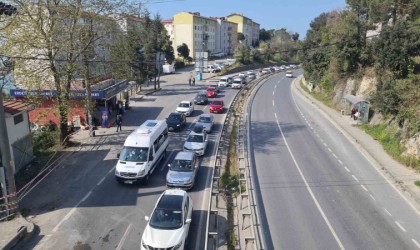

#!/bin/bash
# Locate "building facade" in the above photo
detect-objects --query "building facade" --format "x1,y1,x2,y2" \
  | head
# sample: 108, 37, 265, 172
173, 12, 218, 58
162, 19, 174, 43
213, 18, 238, 56
227, 13, 260, 47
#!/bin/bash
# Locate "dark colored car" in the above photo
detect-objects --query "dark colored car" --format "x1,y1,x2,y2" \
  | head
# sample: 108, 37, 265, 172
166, 112, 186, 132
210, 100, 224, 113
206, 87, 217, 98
194, 92, 208, 105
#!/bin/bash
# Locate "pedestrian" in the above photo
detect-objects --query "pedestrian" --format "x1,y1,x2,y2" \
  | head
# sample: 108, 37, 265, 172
351, 108, 356, 118
188, 77, 191, 86
192, 77, 196, 86
116, 114, 123, 132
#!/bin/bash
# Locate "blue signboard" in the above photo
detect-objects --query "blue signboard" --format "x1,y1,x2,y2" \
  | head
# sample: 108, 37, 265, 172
9, 80, 128, 100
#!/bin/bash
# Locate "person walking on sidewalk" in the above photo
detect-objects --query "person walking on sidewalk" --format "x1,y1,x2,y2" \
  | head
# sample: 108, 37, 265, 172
188, 77, 192, 86
192, 77, 196, 86
116, 114, 123, 132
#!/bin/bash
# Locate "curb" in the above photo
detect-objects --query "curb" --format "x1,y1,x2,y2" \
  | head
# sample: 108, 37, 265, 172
292, 76, 420, 210
1, 214, 35, 250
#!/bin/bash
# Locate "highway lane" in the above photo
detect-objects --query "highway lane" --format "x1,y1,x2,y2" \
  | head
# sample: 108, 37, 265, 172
18, 75, 240, 250
249, 72, 420, 249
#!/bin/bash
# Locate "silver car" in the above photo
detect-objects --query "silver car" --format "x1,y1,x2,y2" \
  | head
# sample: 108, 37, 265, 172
195, 114, 214, 133
166, 151, 199, 189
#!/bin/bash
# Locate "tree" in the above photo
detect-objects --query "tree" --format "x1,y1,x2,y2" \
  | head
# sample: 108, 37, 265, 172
0, 0, 130, 142
292, 32, 300, 41
259, 28, 272, 41
177, 43, 190, 62
162, 29, 175, 65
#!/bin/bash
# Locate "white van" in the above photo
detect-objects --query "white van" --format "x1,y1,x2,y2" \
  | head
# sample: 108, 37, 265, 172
115, 120, 169, 184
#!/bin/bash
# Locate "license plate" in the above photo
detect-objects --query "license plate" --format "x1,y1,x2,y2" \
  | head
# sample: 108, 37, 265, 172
125, 180, 133, 184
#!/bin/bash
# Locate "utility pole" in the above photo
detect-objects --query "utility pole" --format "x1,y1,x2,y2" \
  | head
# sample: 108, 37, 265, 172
0, 58, 17, 216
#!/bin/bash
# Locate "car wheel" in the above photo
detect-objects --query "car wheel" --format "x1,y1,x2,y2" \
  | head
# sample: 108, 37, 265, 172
143, 173, 150, 184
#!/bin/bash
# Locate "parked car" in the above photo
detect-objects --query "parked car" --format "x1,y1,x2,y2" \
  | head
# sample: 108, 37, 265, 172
210, 100, 224, 114
213, 64, 222, 71
183, 128, 208, 156
207, 64, 220, 73
162, 64, 175, 74
166, 112, 186, 132
232, 78, 242, 89
286, 70, 293, 78
194, 92, 208, 105
206, 87, 217, 98
166, 151, 199, 189
141, 189, 193, 250
176, 101, 194, 116
195, 114, 214, 133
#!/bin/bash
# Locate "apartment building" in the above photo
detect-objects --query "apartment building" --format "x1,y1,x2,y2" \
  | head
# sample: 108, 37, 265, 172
173, 12, 218, 58
227, 13, 260, 47
212, 17, 238, 56
162, 19, 174, 42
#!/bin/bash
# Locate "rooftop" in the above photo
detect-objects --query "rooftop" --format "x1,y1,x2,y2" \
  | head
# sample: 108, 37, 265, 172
3, 100, 32, 115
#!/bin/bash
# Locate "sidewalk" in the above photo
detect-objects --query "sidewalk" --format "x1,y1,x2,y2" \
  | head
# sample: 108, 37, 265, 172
0, 214, 34, 250
293, 77, 420, 209
0, 85, 160, 250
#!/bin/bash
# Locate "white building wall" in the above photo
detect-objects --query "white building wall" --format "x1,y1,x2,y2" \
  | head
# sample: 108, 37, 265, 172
175, 23, 193, 55
5, 111, 31, 172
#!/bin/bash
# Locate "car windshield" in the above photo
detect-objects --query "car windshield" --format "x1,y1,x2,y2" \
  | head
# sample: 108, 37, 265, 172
198, 116, 211, 123
220, 79, 227, 82
212, 101, 222, 106
170, 159, 193, 171
179, 103, 190, 108
210, 85, 217, 88
187, 134, 204, 143
168, 114, 181, 121
207, 88, 215, 91
149, 208, 183, 230
119, 147, 148, 162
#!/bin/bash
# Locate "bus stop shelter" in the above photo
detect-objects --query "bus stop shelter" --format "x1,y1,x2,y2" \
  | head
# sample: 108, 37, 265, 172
342, 94, 370, 124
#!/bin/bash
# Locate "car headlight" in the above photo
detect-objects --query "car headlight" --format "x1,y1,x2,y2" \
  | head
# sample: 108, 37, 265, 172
176, 124, 180, 127
172, 241, 182, 250
138, 169, 145, 176
115, 169, 120, 176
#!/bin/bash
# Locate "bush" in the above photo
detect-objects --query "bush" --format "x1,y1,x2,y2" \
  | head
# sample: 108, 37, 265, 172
32, 130, 59, 154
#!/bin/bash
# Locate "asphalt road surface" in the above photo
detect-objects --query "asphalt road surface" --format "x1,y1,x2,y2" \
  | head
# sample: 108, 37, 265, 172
17, 72, 239, 250
249, 71, 420, 249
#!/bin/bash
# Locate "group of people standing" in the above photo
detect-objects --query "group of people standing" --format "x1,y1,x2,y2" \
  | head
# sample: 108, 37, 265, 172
351, 107, 360, 120
188, 76, 196, 86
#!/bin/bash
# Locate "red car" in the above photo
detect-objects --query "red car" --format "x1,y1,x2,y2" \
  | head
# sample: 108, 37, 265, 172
210, 100, 224, 113
206, 87, 217, 98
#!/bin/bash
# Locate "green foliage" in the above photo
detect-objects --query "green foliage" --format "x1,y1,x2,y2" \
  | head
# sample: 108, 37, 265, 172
415, 181, 420, 187
234, 45, 251, 64
176, 43, 190, 62
361, 124, 420, 169
237, 32, 245, 42
32, 130, 59, 154
259, 28, 272, 41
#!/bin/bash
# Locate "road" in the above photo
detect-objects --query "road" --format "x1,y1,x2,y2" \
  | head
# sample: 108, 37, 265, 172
249, 71, 420, 249
17, 69, 238, 250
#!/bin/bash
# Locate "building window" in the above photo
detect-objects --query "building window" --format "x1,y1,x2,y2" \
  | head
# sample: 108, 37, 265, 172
14, 113, 23, 125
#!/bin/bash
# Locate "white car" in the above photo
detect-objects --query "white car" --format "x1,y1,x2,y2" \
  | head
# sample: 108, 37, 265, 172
176, 101, 194, 116
286, 70, 293, 78
218, 77, 229, 87
183, 129, 208, 156
231, 78, 242, 89
141, 189, 193, 250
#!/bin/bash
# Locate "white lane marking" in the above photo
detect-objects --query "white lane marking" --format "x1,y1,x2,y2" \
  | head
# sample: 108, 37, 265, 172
370, 194, 376, 201
338, 160, 343, 165
274, 113, 278, 119
328, 148, 332, 153
188, 118, 198, 129
309, 126, 313, 130
412, 239, 420, 249
344, 167, 350, 173
383, 208, 392, 216
272, 100, 275, 106
332, 153, 338, 159
51, 166, 116, 233
290, 79, 420, 216
116, 223, 133, 250
272, 91, 275, 95
352, 175, 359, 182
161, 151, 176, 172
315, 133, 320, 138
323, 142, 327, 147
275, 85, 277, 88
275, 119, 345, 249
395, 221, 407, 232
97, 176, 107, 186
360, 185, 368, 192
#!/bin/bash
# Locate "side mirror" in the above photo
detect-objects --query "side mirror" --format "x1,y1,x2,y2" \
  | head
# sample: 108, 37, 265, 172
145, 216, 149, 222
185, 218, 192, 224
117, 153, 120, 158
168, 164, 171, 167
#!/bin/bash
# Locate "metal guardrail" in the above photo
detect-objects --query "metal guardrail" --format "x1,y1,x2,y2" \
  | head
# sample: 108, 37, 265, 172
204, 73, 272, 249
